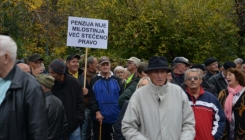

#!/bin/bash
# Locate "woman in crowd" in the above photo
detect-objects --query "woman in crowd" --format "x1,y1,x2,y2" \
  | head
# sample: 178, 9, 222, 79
114, 66, 126, 84
218, 68, 245, 139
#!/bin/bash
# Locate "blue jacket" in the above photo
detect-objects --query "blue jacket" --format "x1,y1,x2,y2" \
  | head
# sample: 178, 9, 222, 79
184, 87, 226, 140
89, 72, 122, 124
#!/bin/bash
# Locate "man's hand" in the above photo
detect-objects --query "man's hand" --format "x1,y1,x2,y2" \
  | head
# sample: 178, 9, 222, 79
96, 111, 104, 123
82, 88, 88, 96
31, 66, 42, 76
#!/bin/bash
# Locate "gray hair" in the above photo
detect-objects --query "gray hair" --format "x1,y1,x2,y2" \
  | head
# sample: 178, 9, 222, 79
234, 58, 243, 65
114, 66, 125, 73
87, 56, 96, 67
0, 35, 17, 61
184, 68, 202, 80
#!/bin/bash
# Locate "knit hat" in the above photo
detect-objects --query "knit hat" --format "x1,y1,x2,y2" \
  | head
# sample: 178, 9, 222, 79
36, 74, 54, 89
204, 58, 217, 66
191, 64, 205, 71
223, 61, 236, 70
49, 59, 66, 74
127, 57, 141, 67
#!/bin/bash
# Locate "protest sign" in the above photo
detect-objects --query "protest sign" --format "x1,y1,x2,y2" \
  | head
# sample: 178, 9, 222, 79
67, 16, 108, 49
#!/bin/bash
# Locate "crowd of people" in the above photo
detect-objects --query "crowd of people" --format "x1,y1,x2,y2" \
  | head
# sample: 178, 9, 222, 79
1, 34, 245, 140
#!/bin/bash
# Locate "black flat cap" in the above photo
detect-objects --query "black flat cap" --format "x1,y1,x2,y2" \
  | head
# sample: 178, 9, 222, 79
66, 54, 80, 61
28, 54, 44, 62
191, 64, 205, 71
204, 58, 217, 66
223, 61, 236, 70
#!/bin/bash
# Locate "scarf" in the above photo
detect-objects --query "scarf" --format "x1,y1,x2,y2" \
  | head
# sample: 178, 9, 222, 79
224, 84, 243, 122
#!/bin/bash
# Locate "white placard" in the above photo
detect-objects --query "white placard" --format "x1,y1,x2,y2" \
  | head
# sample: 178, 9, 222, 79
67, 16, 108, 49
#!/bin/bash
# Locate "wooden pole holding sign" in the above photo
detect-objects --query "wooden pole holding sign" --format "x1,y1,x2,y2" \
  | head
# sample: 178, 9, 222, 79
83, 48, 88, 88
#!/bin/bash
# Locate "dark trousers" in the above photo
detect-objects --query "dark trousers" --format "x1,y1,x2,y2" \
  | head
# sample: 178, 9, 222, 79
92, 120, 113, 140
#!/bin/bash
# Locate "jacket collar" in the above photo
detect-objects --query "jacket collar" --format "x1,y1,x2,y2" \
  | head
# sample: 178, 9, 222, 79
149, 80, 169, 96
186, 87, 205, 96
9, 65, 28, 89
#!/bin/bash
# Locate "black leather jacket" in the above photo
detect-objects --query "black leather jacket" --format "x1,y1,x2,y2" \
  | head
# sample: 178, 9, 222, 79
45, 91, 68, 140
208, 72, 227, 96
0, 65, 48, 140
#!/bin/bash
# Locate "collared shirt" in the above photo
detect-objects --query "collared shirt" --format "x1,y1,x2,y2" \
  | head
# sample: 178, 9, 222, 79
0, 65, 15, 105
69, 71, 78, 79
0, 79, 11, 105
222, 72, 228, 84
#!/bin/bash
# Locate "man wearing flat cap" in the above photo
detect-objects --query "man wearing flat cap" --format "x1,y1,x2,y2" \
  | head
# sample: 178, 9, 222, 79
203, 57, 219, 82
122, 56, 195, 140
36, 74, 68, 140
49, 59, 85, 140
208, 61, 236, 96
89, 56, 121, 140
171, 56, 190, 86
27, 54, 44, 77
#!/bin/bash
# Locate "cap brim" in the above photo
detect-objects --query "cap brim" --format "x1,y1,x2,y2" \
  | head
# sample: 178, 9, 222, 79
144, 67, 171, 73
33, 57, 44, 62
73, 55, 81, 60
174, 61, 190, 66
100, 61, 110, 64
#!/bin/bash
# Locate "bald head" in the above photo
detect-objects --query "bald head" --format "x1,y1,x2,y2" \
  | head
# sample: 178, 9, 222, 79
17, 63, 31, 73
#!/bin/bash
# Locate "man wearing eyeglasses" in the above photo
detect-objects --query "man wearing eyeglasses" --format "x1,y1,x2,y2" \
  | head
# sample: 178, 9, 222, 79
184, 68, 226, 140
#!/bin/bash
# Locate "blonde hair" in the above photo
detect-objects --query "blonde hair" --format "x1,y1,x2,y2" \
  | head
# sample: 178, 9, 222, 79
136, 76, 151, 89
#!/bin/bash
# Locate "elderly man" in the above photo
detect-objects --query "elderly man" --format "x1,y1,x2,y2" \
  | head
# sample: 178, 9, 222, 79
49, 59, 85, 140
36, 74, 68, 140
27, 54, 44, 77
89, 56, 121, 140
122, 56, 195, 140
17, 63, 31, 73
203, 57, 219, 82
0, 35, 48, 139
234, 58, 243, 70
65, 54, 83, 78
171, 56, 190, 86
184, 68, 225, 140
181, 64, 217, 97
124, 56, 141, 90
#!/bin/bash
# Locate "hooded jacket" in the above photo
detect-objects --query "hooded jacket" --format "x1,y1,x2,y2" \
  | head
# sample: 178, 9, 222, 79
0, 65, 48, 140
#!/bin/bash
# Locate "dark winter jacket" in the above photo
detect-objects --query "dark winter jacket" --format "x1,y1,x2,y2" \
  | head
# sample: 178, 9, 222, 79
45, 91, 68, 140
118, 76, 140, 109
171, 71, 185, 86
122, 73, 137, 92
208, 72, 227, 96
89, 72, 122, 124
0, 65, 48, 140
51, 74, 85, 135
114, 101, 128, 140
203, 71, 217, 82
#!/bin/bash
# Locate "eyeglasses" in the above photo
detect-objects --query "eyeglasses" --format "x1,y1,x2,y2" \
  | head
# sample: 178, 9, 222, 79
187, 76, 199, 81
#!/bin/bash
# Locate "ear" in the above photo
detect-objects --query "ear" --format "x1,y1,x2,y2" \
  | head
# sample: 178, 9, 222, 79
3, 53, 11, 64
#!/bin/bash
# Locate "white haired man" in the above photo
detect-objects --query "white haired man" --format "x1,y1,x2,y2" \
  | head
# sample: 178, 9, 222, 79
0, 35, 48, 139
122, 56, 195, 140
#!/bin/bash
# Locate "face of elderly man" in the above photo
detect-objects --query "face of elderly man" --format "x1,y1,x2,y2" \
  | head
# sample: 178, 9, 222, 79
147, 69, 168, 86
